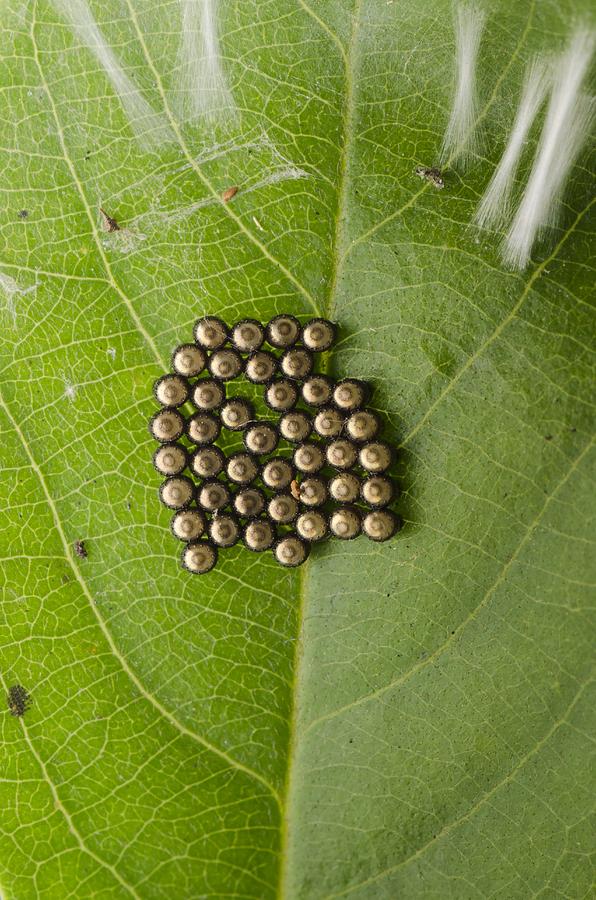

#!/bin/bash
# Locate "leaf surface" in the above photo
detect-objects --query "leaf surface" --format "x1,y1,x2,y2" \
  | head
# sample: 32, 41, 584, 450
0, 1, 594, 898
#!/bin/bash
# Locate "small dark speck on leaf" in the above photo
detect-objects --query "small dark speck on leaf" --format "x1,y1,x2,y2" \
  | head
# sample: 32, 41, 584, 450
544, 434, 553, 441
221, 186, 239, 203
18, 209, 29, 219
7, 684, 31, 718
569, 427, 577, 433
415, 165, 445, 189
74, 539, 88, 559
99, 207, 120, 232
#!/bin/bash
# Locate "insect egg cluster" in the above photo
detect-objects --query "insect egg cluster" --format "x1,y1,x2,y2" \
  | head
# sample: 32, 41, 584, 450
149, 315, 401, 575
7, 684, 31, 717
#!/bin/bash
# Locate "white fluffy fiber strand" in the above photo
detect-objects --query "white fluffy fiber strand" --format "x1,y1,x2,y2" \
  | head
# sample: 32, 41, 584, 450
441, 3, 486, 164
475, 58, 550, 230
176, 0, 236, 121
52, 0, 172, 148
503, 28, 595, 269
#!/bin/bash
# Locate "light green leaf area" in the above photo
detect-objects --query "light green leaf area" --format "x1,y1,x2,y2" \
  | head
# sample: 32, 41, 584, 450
1, 0, 594, 897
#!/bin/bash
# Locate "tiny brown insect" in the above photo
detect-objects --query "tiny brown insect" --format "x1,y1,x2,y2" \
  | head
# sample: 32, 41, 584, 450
99, 207, 120, 231
415, 166, 444, 189
221, 186, 239, 203
7, 684, 31, 718
74, 539, 87, 559
290, 479, 301, 501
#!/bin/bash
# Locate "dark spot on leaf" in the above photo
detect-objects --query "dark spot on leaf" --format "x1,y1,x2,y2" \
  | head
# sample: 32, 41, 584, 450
7, 684, 31, 717
17, 209, 28, 219
74, 539, 87, 559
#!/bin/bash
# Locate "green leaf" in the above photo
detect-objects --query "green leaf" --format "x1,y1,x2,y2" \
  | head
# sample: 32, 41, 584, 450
1, 0, 594, 898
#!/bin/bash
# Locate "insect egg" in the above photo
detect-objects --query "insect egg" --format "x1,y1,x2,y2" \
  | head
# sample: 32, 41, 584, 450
181, 540, 218, 574
359, 441, 393, 473
361, 474, 395, 507
293, 442, 325, 474
149, 408, 185, 443
186, 412, 221, 445
261, 458, 294, 491
325, 439, 358, 470
197, 479, 231, 512
265, 314, 301, 348
245, 350, 277, 384
153, 374, 190, 407
296, 510, 328, 542
362, 509, 401, 542
313, 406, 344, 439
208, 347, 243, 381
194, 316, 228, 350
280, 348, 314, 380
243, 518, 276, 552
233, 487, 266, 519
273, 534, 309, 567
265, 379, 298, 412
301, 375, 334, 407
267, 493, 299, 524
170, 508, 206, 541
191, 378, 225, 411
209, 513, 240, 548
328, 471, 360, 503
230, 318, 265, 352
333, 379, 368, 411
189, 445, 225, 479
171, 343, 207, 378
345, 410, 380, 442
279, 411, 312, 443
298, 476, 327, 506
153, 442, 187, 477
329, 505, 361, 540
243, 423, 279, 455
159, 476, 195, 510
226, 452, 259, 485
220, 398, 254, 431
301, 318, 336, 352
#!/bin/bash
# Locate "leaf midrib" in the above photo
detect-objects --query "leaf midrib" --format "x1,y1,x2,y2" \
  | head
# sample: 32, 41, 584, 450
277, 0, 363, 896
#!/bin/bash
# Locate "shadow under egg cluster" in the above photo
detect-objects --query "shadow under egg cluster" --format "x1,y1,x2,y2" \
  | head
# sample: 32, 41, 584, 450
149, 315, 402, 575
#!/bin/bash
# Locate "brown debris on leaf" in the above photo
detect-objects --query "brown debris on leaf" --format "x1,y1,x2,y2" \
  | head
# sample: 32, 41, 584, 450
99, 207, 120, 232
74, 539, 88, 559
221, 186, 239, 203
415, 166, 444, 189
